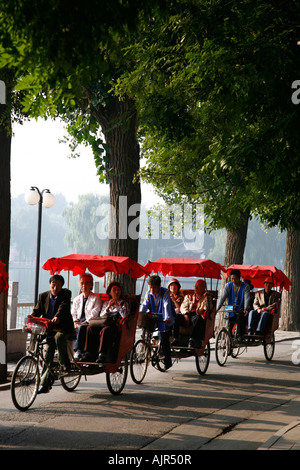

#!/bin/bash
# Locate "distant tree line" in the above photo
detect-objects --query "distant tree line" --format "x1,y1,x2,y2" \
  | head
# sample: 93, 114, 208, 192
10, 192, 286, 270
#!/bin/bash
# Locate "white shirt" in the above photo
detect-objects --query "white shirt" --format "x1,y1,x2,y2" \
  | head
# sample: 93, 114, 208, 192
100, 300, 129, 319
71, 292, 102, 322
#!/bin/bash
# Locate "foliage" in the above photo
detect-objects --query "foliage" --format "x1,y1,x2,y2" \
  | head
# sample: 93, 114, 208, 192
118, 0, 300, 231
62, 193, 109, 254
0, 0, 170, 181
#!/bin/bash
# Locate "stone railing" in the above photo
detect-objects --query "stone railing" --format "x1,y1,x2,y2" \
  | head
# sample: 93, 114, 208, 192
6, 282, 31, 361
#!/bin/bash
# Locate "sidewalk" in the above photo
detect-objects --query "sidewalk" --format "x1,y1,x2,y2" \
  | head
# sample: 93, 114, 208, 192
258, 421, 300, 450
257, 330, 300, 450
1, 330, 300, 450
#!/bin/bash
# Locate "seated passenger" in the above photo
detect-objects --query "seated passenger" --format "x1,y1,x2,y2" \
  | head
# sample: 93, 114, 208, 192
71, 273, 102, 360
217, 269, 250, 340
167, 278, 186, 346
180, 279, 212, 348
81, 281, 129, 363
168, 278, 184, 314
248, 277, 281, 336
141, 275, 174, 370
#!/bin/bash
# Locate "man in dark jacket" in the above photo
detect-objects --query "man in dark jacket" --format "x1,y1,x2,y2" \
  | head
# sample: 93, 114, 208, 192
33, 274, 73, 393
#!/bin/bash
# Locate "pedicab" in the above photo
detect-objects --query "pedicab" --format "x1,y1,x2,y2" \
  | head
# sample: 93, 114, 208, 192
130, 258, 225, 383
11, 254, 148, 411
215, 264, 292, 366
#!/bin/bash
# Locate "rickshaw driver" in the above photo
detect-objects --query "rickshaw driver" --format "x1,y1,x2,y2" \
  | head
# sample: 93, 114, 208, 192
32, 274, 74, 394
141, 275, 175, 370
248, 277, 281, 336
217, 269, 250, 340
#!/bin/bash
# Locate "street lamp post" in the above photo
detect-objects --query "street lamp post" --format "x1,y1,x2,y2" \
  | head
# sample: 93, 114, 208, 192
25, 187, 55, 305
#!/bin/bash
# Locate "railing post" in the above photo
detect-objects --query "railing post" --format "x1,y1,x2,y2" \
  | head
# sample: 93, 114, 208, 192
7, 282, 19, 329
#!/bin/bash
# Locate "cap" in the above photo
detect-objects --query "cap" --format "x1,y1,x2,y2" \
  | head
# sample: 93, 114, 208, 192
167, 278, 181, 289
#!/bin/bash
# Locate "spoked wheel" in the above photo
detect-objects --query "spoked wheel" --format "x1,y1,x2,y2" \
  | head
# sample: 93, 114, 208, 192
130, 339, 151, 384
151, 349, 165, 371
11, 355, 40, 411
60, 366, 81, 391
106, 355, 128, 395
195, 341, 210, 375
215, 328, 231, 366
231, 345, 240, 358
151, 347, 175, 372
264, 334, 275, 361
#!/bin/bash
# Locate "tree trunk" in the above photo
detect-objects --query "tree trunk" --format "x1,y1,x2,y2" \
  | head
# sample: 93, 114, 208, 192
223, 211, 249, 268
280, 227, 300, 331
93, 96, 141, 294
0, 98, 11, 383
216, 211, 249, 332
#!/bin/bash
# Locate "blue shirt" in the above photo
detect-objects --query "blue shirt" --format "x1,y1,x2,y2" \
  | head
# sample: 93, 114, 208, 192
217, 281, 250, 312
141, 287, 175, 331
47, 293, 57, 319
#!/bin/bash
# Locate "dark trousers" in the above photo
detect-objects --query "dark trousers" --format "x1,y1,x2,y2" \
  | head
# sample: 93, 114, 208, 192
99, 325, 118, 355
173, 313, 205, 347
160, 330, 171, 367
173, 314, 186, 338
230, 310, 247, 337
189, 313, 205, 346
41, 332, 70, 386
84, 324, 118, 359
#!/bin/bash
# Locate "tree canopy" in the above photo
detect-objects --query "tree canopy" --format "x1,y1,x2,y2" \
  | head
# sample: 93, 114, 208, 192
118, 0, 300, 232
0, 0, 169, 177
1, 1, 299, 233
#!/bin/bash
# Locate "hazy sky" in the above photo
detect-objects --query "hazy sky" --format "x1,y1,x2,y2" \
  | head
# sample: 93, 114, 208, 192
10, 118, 159, 205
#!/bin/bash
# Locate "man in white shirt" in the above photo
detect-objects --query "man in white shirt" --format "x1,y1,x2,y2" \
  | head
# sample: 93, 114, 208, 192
71, 273, 102, 359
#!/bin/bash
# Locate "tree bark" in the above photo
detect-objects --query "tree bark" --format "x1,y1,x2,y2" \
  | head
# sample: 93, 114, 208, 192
280, 227, 300, 331
223, 211, 249, 268
93, 96, 141, 294
0, 99, 11, 383
216, 211, 249, 332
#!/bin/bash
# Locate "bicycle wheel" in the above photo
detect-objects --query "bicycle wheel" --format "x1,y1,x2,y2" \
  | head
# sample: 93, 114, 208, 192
60, 367, 81, 391
195, 341, 210, 375
11, 355, 40, 411
264, 334, 275, 361
106, 354, 128, 395
151, 346, 174, 372
231, 345, 240, 358
215, 328, 231, 366
130, 339, 151, 384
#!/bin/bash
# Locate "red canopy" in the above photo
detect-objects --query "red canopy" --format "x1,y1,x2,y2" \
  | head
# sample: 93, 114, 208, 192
144, 258, 225, 279
42, 254, 149, 279
0, 262, 9, 293
226, 264, 292, 291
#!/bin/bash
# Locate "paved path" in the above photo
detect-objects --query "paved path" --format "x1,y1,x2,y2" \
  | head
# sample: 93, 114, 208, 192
1, 329, 300, 451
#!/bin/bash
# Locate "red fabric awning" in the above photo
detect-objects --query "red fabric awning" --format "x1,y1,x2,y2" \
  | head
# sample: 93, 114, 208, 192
144, 258, 225, 279
0, 262, 9, 293
226, 264, 292, 291
42, 254, 149, 279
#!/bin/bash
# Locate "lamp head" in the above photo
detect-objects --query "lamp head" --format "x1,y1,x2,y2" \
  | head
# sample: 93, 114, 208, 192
25, 187, 40, 205
42, 190, 55, 208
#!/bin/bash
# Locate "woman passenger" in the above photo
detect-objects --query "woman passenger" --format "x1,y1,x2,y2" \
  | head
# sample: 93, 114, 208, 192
81, 281, 129, 363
